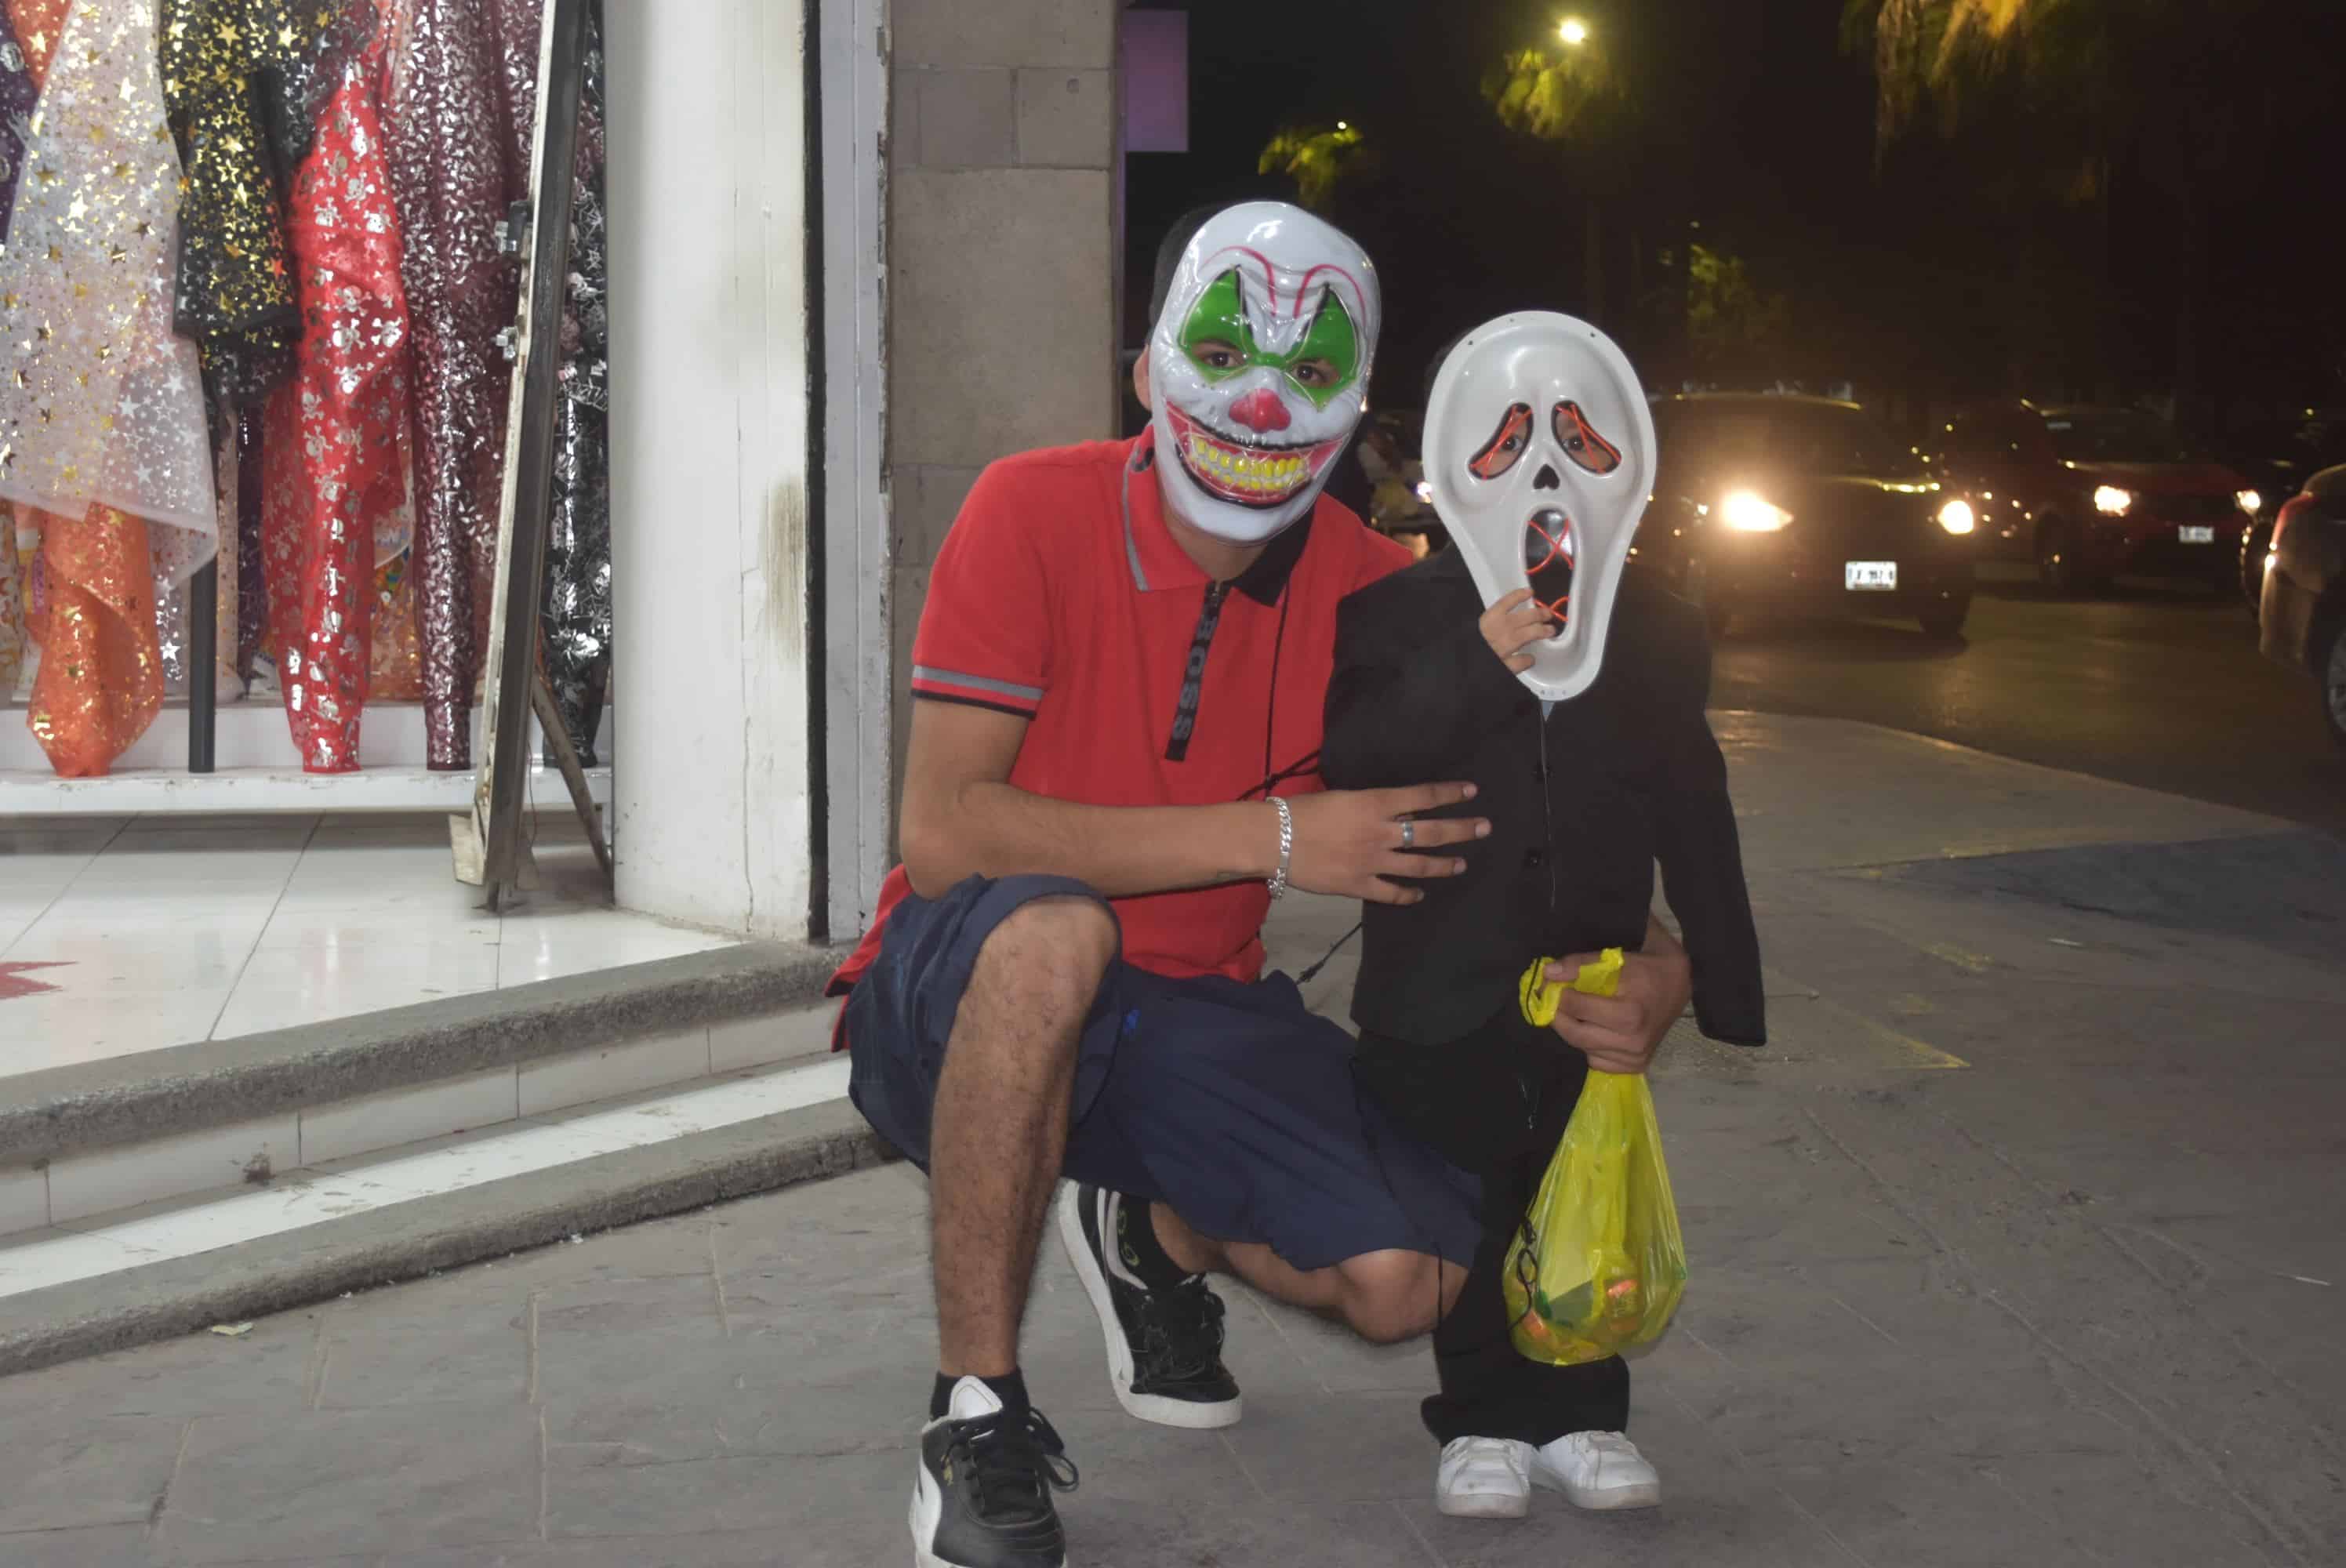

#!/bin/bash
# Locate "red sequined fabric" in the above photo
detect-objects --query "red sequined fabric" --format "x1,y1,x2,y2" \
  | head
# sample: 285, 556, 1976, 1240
262, 19, 414, 773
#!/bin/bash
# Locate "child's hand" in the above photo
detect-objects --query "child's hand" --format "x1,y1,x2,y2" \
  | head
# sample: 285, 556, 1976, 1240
1480, 588, 1556, 674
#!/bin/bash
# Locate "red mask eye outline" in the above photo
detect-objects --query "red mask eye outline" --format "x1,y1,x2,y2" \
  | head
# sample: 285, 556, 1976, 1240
1468, 403, 1535, 481
1553, 401, 1622, 475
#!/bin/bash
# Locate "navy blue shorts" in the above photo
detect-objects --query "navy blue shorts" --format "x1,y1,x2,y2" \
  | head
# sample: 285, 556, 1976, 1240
843, 874, 1480, 1273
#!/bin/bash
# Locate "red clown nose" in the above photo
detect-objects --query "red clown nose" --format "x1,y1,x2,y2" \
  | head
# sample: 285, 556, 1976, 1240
1228, 388, 1293, 434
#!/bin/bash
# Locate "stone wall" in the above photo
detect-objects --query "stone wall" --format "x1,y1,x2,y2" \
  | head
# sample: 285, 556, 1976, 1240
886, 0, 1121, 798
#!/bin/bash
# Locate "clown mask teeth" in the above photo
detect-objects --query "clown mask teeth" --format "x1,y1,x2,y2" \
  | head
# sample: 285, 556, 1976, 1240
1171, 406, 1335, 506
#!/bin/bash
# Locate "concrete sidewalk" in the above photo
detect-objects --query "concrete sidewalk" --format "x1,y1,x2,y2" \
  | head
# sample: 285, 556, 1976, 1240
5, 714, 2343, 1566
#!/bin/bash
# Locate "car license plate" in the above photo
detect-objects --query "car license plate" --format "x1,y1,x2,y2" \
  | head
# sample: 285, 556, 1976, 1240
1845, 561, 1898, 591
2178, 525, 2215, 544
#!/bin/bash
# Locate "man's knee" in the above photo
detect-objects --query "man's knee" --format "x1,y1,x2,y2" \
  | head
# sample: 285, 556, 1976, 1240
968, 895, 1117, 1022
1333, 1250, 1449, 1345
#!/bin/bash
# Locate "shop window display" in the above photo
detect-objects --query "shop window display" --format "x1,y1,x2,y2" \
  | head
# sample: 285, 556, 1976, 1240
0, 0, 609, 777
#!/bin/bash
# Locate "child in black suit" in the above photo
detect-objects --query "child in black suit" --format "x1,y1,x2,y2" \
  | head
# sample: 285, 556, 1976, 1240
1320, 319, 1763, 1519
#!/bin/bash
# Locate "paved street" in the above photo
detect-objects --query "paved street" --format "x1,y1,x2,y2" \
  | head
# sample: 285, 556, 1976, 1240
5, 715, 2344, 1566
1712, 564, 2345, 837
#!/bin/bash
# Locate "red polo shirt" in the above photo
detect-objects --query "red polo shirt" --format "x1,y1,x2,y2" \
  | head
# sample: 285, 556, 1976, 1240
831, 433, 1408, 993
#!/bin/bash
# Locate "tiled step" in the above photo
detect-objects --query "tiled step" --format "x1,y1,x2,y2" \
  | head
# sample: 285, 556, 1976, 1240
3, 942, 840, 1242
0, 1048, 879, 1375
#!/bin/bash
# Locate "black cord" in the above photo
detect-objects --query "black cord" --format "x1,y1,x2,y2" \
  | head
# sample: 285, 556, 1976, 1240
1295, 921, 1363, 984
1262, 585, 1292, 786
1237, 752, 1322, 801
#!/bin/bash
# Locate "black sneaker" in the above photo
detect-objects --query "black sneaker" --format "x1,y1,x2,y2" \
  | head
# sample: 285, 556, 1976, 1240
1055, 1183, 1243, 1429
911, 1377, 1079, 1568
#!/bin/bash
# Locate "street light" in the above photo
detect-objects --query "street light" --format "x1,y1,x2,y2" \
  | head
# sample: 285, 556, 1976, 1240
1558, 16, 1590, 46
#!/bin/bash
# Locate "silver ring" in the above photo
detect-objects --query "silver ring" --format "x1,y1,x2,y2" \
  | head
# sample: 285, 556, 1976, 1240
1399, 818, 1416, 849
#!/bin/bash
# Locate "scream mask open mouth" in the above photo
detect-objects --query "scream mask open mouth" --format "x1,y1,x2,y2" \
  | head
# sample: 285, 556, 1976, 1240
1165, 405, 1346, 510
1526, 507, 1576, 621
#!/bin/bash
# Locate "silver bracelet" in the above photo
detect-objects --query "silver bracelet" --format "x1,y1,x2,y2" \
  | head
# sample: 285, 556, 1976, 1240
1266, 797, 1294, 900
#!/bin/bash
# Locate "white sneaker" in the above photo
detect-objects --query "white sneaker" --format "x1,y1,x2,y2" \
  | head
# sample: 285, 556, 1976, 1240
1531, 1431, 1661, 1510
1436, 1436, 1533, 1519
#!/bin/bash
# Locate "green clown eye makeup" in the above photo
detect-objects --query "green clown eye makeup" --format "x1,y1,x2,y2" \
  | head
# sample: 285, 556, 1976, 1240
1178, 270, 1361, 408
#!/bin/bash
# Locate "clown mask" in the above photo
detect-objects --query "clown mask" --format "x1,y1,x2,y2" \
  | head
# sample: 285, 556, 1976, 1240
1149, 203, 1380, 543
1424, 313, 1657, 702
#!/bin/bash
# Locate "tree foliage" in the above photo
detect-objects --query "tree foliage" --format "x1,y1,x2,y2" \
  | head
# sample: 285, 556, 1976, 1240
1685, 245, 1792, 372
1483, 42, 1622, 145
1256, 122, 1371, 212
1844, 0, 2116, 188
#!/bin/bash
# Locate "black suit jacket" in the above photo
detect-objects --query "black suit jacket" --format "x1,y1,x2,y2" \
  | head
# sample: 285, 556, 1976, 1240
1323, 548, 1767, 1051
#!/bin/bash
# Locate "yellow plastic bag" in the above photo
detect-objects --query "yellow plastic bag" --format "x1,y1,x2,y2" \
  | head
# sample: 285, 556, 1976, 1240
1501, 949, 1688, 1366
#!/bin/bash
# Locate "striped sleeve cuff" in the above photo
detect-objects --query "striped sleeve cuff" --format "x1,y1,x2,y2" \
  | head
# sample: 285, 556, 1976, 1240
910, 664, 1045, 719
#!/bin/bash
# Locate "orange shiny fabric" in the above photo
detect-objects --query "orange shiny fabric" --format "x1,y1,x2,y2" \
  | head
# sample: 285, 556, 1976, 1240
24, 504, 163, 777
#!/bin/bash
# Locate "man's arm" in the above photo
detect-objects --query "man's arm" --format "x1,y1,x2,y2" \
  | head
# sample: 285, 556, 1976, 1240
898, 699, 1494, 906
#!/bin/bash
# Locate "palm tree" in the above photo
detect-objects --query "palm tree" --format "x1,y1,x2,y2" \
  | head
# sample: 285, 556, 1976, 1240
1256, 122, 1371, 214
1484, 18, 1629, 322
1844, 0, 2333, 405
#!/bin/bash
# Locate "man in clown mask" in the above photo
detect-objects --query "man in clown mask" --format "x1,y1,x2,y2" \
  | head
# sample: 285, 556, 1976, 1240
827, 210, 1695, 1567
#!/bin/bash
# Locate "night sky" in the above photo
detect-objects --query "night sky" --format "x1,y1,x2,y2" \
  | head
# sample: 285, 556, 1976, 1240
1121, 0, 2346, 431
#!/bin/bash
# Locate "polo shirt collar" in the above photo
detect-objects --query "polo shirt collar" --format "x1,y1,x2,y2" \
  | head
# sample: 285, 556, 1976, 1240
1123, 431, 1315, 607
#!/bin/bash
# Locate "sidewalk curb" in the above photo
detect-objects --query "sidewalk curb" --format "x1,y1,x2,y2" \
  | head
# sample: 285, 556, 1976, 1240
0, 1096, 892, 1379
2, 940, 841, 1167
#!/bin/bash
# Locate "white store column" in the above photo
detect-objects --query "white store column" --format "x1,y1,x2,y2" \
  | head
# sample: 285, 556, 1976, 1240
605, 0, 815, 938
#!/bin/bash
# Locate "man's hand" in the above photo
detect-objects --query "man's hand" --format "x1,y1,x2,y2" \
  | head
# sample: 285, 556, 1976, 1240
1546, 922, 1693, 1075
1480, 587, 1557, 675
1284, 782, 1489, 906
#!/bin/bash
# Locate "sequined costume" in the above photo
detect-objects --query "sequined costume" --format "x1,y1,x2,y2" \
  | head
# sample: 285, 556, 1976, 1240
158, 0, 373, 405
0, 0, 217, 775
384, 0, 533, 769
261, 16, 414, 772
543, 8, 607, 764
0, 9, 38, 244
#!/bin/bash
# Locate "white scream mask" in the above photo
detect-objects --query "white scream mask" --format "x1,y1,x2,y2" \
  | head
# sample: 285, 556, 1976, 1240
1424, 313, 1657, 702
1148, 202, 1381, 543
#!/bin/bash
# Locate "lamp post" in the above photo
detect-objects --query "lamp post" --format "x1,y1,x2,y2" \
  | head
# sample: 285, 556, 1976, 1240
1558, 16, 1590, 47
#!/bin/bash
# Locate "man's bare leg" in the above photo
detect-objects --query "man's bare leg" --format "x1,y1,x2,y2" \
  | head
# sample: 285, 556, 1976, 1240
928, 898, 1120, 1377
1151, 1203, 1465, 1345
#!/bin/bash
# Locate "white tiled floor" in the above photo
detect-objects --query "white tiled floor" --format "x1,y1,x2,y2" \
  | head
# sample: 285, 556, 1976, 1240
0, 812, 739, 1081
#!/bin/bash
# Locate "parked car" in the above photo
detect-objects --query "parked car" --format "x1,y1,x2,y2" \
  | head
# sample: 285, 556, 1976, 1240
2225, 411, 2346, 612
2257, 463, 2346, 751
1638, 394, 1977, 639
1930, 401, 2255, 595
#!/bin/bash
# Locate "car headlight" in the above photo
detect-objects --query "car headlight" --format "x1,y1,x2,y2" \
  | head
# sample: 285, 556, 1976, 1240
1936, 499, 1976, 535
2235, 488, 2261, 515
1719, 490, 1792, 532
2093, 485, 2134, 517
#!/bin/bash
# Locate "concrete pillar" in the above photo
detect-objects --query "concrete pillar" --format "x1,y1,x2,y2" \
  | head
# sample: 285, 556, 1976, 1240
605, 0, 814, 938
886, 0, 1121, 808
